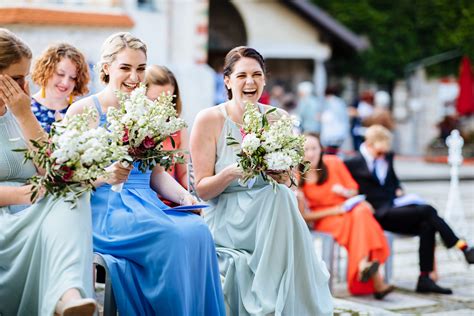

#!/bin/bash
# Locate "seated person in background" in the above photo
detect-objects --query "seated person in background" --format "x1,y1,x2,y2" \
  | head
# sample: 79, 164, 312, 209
31, 43, 90, 132
145, 65, 188, 199
298, 133, 394, 299
344, 124, 474, 295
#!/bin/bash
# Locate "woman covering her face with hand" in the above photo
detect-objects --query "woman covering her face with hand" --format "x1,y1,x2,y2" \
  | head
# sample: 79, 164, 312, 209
0, 28, 96, 316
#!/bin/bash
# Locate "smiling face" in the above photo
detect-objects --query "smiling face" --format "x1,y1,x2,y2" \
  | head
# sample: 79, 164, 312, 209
146, 83, 174, 101
224, 57, 265, 105
45, 57, 77, 99
103, 47, 146, 93
0, 56, 31, 109
304, 135, 322, 168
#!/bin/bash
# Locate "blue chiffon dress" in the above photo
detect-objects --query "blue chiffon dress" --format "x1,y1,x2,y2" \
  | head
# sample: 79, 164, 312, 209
90, 97, 225, 315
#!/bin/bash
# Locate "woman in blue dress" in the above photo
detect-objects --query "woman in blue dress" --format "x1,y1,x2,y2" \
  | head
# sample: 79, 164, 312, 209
66, 32, 225, 316
31, 43, 90, 132
190, 46, 333, 315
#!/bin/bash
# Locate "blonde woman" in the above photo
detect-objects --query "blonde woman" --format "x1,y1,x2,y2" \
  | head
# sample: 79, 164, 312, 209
66, 32, 225, 316
0, 28, 96, 316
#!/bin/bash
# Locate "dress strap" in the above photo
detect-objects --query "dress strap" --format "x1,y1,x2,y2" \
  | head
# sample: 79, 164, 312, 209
92, 96, 104, 117
219, 104, 228, 118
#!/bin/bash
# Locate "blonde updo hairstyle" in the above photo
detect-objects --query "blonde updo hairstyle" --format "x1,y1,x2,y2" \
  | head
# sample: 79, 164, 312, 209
0, 28, 32, 71
97, 32, 147, 84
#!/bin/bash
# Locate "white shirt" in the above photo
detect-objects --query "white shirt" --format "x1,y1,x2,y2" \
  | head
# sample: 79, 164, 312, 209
360, 143, 388, 185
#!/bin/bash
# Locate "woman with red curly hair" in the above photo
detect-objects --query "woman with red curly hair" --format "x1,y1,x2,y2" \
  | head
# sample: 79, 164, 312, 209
31, 43, 90, 132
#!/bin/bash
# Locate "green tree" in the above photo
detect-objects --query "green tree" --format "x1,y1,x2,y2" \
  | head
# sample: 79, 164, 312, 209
315, 0, 474, 85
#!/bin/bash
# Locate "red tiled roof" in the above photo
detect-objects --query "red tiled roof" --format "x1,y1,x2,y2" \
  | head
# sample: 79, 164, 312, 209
0, 7, 134, 27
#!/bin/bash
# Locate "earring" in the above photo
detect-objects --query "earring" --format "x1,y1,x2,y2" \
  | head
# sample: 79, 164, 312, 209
41, 86, 46, 98
68, 94, 73, 105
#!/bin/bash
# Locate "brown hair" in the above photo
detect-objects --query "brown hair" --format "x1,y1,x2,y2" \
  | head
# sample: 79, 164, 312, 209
98, 32, 147, 84
223, 46, 265, 99
299, 133, 328, 186
0, 28, 32, 71
32, 43, 90, 97
145, 65, 182, 116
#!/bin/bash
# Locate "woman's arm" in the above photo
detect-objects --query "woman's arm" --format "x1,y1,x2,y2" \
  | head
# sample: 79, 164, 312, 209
190, 108, 243, 201
150, 165, 193, 204
175, 127, 189, 188
296, 189, 344, 222
0, 185, 40, 206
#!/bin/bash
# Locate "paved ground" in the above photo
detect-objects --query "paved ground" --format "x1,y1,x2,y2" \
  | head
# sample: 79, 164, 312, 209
95, 157, 474, 315
332, 157, 474, 315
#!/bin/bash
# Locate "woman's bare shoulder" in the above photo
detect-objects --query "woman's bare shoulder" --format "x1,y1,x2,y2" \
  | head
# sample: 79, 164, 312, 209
66, 95, 95, 117
194, 104, 225, 126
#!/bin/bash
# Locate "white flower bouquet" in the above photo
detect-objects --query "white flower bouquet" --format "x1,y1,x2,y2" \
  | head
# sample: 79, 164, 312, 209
227, 102, 309, 188
106, 84, 187, 191
16, 107, 129, 206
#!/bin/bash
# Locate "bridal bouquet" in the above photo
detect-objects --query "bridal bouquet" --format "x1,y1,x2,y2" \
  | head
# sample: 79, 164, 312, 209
227, 102, 309, 188
16, 107, 129, 206
106, 84, 187, 190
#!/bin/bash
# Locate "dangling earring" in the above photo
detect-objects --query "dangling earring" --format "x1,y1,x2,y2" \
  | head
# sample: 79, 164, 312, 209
68, 94, 73, 105
41, 87, 46, 98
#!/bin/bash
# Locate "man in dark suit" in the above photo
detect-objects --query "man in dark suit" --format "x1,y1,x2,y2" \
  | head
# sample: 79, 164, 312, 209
344, 125, 474, 294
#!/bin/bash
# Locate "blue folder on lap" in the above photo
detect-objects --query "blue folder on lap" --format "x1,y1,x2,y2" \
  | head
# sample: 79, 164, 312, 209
167, 204, 210, 212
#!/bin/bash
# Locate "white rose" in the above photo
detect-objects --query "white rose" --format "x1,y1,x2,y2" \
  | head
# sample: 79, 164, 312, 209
241, 133, 261, 154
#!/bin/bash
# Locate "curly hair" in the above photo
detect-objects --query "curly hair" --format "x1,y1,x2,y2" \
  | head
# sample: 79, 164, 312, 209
0, 28, 32, 71
145, 65, 182, 116
98, 32, 147, 84
31, 43, 90, 97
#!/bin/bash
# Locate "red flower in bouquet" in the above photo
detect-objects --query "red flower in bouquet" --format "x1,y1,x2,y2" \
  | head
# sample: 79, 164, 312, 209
60, 165, 74, 181
143, 136, 156, 149
122, 128, 129, 143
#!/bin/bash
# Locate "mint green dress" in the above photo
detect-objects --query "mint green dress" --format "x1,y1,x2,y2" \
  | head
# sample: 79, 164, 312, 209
0, 110, 93, 316
205, 106, 333, 316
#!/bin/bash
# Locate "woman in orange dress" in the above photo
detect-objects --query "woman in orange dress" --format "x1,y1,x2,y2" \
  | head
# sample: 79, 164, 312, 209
145, 65, 188, 205
298, 133, 394, 298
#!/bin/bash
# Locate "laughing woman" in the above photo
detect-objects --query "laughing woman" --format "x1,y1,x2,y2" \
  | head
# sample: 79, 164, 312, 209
66, 32, 225, 316
0, 28, 96, 316
190, 46, 333, 316
30, 43, 90, 132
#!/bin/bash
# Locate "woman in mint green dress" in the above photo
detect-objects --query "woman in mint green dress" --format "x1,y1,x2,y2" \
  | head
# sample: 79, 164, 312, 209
190, 46, 333, 315
0, 29, 98, 316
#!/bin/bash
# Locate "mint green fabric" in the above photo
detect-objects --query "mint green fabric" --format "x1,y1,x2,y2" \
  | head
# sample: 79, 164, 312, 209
205, 106, 333, 316
0, 110, 93, 316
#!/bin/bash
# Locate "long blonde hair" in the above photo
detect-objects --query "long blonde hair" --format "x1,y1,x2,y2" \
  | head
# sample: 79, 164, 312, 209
97, 32, 147, 84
